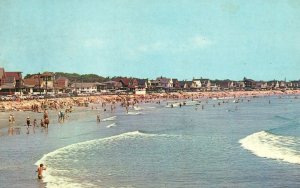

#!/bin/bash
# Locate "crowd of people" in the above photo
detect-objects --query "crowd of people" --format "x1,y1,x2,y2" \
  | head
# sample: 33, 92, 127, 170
3, 90, 300, 136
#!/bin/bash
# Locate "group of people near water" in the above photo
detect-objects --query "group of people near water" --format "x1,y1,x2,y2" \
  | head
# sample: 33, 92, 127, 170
24, 110, 50, 134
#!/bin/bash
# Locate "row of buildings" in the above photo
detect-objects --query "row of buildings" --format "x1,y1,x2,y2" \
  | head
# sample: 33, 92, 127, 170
1, 67, 300, 96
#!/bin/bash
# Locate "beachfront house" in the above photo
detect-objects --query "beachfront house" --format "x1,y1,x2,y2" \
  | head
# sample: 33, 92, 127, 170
209, 81, 219, 91
71, 82, 98, 93
0, 72, 15, 95
255, 81, 268, 90
236, 81, 245, 91
5, 72, 23, 92
290, 81, 300, 89
54, 77, 69, 93
148, 80, 159, 90
178, 81, 192, 90
214, 80, 232, 91
5, 72, 23, 94
147, 79, 163, 92
243, 78, 256, 90
172, 79, 180, 89
191, 78, 211, 91
137, 79, 148, 89
156, 76, 173, 90
23, 78, 38, 94
40, 72, 55, 93
0, 70, 23, 95
279, 81, 287, 90
191, 79, 202, 89
113, 77, 139, 91
286, 82, 293, 90
100, 81, 122, 92
275, 81, 280, 89
200, 78, 211, 91
23, 72, 55, 94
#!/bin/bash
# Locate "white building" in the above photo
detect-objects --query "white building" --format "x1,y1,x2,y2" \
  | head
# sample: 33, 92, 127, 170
71, 83, 98, 93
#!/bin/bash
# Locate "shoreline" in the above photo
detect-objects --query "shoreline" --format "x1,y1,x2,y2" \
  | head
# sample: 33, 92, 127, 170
1, 90, 300, 112
1, 90, 300, 187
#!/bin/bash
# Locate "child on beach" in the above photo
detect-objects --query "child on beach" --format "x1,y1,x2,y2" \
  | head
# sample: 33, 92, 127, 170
40, 119, 44, 127
36, 164, 46, 179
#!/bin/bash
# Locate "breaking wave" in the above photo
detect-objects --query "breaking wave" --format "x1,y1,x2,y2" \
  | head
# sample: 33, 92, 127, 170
35, 131, 174, 188
239, 131, 300, 164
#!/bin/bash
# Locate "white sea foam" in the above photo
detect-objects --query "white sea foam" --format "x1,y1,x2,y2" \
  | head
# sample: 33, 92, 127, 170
184, 101, 198, 106
127, 111, 143, 115
101, 116, 116, 121
35, 131, 170, 188
239, 131, 300, 164
133, 106, 143, 111
42, 168, 96, 188
106, 123, 117, 128
165, 102, 181, 108
146, 107, 156, 109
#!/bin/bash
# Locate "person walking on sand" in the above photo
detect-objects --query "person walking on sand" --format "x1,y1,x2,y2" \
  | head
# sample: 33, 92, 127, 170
36, 164, 46, 179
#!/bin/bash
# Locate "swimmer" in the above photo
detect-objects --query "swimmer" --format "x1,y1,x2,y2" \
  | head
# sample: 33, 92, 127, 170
36, 164, 46, 179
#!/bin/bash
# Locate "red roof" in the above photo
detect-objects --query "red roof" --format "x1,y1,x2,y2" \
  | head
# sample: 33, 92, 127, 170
113, 78, 129, 87
23, 78, 39, 86
5, 72, 22, 80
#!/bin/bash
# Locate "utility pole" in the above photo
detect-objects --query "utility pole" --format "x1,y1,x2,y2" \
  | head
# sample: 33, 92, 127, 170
45, 75, 48, 96
38, 73, 41, 95
53, 73, 56, 94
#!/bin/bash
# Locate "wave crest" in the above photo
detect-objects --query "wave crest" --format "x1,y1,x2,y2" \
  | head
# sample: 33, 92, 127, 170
239, 131, 300, 164
35, 131, 174, 187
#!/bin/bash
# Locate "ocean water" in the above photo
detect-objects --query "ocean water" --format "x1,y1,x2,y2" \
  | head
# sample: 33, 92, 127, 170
1, 96, 300, 187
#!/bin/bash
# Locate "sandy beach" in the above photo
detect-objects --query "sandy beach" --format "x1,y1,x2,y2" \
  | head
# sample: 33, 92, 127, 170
1, 90, 300, 113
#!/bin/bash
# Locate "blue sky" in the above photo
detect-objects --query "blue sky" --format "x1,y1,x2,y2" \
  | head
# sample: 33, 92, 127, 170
0, 0, 299, 80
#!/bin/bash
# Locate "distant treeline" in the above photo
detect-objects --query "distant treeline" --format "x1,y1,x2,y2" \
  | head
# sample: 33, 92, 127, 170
24, 72, 112, 83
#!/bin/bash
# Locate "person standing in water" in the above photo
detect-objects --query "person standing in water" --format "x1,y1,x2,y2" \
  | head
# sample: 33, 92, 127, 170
33, 119, 37, 128
44, 117, 49, 128
40, 119, 45, 127
36, 164, 46, 179
25, 117, 31, 134
97, 114, 101, 123
26, 117, 31, 127
9, 114, 13, 123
